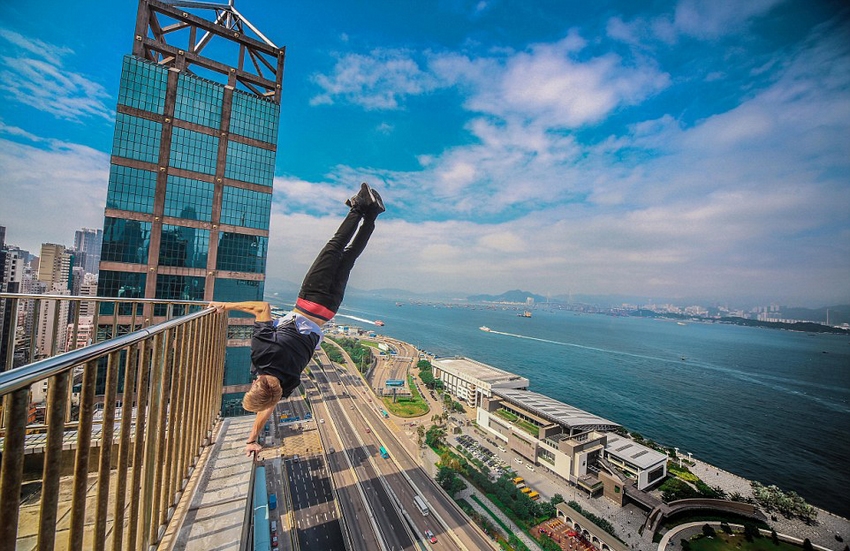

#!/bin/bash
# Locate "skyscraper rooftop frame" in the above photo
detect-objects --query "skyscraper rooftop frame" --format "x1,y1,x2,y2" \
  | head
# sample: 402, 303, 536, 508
134, 0, 285, 102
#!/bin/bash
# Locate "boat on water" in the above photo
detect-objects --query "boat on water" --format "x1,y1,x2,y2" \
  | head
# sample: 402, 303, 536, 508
677, 321, 687, 326
518, 311, 532, 318
374, 320, 385, 326
479, 326, 491, 332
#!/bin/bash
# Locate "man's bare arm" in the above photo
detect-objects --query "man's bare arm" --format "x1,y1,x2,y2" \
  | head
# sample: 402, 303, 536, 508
209, 301, 272, 322
244, 405, 275, 457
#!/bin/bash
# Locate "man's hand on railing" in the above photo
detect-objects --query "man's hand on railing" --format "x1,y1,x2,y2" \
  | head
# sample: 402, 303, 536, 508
245, 441, 262, 457
208, 301, 227, 313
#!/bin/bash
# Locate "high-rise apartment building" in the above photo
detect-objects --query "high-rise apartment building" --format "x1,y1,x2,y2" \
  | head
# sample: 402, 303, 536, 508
73, 227, 103, 275
97, 0, 285, 411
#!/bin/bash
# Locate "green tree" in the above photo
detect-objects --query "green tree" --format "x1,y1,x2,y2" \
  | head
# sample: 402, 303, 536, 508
702, 524, 716, 538
436, 466, 466, 497
417, 359, 432, 369
425, 424, 446, 448
802, 539, 813, 551
551, 493, 565, 505
416, 424, 426, 447
681, 539, 691, 551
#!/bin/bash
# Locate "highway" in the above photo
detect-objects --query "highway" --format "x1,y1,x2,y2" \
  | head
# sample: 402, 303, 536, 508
315, 340, 499, 551
309, 359, 416, 551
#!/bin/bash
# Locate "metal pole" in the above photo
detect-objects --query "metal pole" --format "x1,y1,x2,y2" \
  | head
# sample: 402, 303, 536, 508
37, 371, 70, 551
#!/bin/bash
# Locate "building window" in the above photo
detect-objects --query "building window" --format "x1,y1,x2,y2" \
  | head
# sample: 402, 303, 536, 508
174, 73, 223, 128
101, 218, 151, 265
216, 233, 267, 273
220, 186, 272, 229
224, 141, 275, 186
169, 127, 219, 175
230, 91, 279, 143
106, 165, 157, 214
118, 56, 168, 114
164, 175, 214, 221
96, 271, 146, 315
158, 224, 209, 268
113, 113, 162, 164
214, 278, 264, 303
154, 274, 205, 316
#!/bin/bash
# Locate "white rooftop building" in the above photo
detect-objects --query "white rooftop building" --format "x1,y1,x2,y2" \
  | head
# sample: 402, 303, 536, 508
431, 357, 529, 407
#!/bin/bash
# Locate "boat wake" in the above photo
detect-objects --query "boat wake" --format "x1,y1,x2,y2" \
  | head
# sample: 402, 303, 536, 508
335, 313, 377, 325
482, 327, 850, 414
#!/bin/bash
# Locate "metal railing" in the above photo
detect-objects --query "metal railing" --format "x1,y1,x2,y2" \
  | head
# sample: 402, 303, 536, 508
0, 293, 227, 550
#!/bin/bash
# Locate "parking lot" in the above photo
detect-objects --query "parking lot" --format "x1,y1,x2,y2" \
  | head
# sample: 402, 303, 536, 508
454, 434, 512, 480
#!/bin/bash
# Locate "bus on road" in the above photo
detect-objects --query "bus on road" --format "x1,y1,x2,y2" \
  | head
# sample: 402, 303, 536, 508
413, 495, 430, 516
379, 446, 389, 458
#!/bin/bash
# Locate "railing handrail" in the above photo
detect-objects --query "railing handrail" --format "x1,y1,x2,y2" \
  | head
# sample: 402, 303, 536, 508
0, 305, 213, 396
0, 292, 206, 305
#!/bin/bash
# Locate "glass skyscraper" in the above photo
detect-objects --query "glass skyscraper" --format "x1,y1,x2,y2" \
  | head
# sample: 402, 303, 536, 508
97, 0, 285, 412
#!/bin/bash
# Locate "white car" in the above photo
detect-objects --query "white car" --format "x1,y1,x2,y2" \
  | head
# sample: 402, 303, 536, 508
526, 464, 535, 472
514, 457, 523, 464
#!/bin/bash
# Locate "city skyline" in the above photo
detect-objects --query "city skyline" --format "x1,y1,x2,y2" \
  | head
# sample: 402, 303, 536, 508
1, 0, 849, 307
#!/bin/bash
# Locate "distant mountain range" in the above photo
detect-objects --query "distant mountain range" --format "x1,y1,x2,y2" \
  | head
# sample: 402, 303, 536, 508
263, 279, 849, 325
466, 289, 548, 303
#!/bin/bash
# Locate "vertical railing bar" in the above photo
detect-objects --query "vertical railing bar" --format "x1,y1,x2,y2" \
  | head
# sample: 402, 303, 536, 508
111, 344, 139, 551
30, 297, 41, 363
185, 321, 202, 470
112, 301, 119, 340
94, 349, 120, 550
126, 339, 150, 551
165, 324, 185, 512
70, 299, 81, 352
37, 371, 70, 551
180, 316, 198, 477
2, 297, 18, 372
50, 299, 61, 357
198, 314, 213, 449
207, 314, 220, 436
0, 388, 29, 548
173, 324, 189, 491
176, 317, 198, 485
152, 328, 175, 531
141, 332, 166, 548
69, 358, 98, 550
91, 300, 100, 345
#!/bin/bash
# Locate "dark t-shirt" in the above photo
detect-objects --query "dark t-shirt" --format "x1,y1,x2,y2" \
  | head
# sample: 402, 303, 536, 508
251, 319, 321, 398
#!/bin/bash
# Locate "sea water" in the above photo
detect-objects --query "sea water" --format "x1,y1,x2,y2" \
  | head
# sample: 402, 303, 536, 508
335, 294, 850, 519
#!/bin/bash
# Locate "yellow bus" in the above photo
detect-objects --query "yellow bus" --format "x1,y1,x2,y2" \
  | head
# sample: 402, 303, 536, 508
512, 477, 524, 485
521, 487, 532, 494
528, 491, 540, 500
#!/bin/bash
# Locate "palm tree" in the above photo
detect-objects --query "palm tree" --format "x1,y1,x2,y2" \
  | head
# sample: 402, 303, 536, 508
416, 424, 426, 447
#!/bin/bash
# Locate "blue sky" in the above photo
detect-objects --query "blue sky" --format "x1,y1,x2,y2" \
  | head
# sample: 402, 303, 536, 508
1, 0, 848, 306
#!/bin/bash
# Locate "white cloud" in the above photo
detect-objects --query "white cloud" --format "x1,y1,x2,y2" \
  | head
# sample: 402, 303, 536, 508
294, 17, 850, 303
0, 135, 109, 253
673, 0, 786, 39
0, 28, 112, 122
311, 48, 441, 109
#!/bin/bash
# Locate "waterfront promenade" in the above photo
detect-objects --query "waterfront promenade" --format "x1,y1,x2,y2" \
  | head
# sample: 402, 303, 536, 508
368, 332, 850, 551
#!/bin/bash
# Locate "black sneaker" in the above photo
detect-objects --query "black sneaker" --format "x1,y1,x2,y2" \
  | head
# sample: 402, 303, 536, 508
345, 182, 373, 211
369, 187, 386, 215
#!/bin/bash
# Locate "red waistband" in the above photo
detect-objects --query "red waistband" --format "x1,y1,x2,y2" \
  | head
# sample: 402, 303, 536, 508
295, 298, 336, 322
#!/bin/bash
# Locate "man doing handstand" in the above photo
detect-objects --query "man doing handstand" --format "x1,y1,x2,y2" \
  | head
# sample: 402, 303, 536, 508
210, 183, 384, 456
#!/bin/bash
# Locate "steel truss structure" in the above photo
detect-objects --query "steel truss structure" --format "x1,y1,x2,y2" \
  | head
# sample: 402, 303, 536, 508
134, 0, 285, 102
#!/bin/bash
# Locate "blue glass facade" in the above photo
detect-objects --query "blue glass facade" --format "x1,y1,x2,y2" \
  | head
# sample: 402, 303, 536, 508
99, 54, 280, 411
164, 175, 214, 221
106, 166, 157, 214
221, 186, 272, 230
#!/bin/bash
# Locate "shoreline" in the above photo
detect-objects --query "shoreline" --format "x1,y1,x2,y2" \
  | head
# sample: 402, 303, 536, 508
396, 341, 850, 549
684, 456, 849, 550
